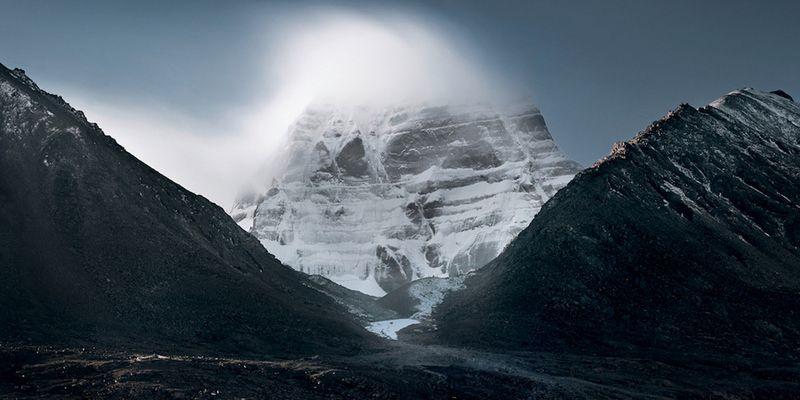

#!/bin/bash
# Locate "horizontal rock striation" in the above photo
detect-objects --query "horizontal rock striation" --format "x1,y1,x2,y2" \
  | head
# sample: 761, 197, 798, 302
232, 102, 580, 295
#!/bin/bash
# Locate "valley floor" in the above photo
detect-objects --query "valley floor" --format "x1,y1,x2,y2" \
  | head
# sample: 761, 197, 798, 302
3, 341, 798, 399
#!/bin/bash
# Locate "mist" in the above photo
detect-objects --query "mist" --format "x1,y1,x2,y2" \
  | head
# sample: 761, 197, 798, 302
57, 8, 507, 208
267, 9, 509, 106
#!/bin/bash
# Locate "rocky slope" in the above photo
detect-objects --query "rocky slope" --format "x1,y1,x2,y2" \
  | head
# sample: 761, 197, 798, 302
305, 275, 398, 324
3, 66, 797, 398
433, 89, 800, 359
0, 64, 372, 356
231, 102, 580, 295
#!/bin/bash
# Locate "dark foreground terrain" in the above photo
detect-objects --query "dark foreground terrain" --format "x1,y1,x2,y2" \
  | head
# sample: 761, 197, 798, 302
3, 342, 800, 399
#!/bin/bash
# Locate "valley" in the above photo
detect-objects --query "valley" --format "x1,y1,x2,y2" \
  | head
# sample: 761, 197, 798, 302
1, 62, 799, 399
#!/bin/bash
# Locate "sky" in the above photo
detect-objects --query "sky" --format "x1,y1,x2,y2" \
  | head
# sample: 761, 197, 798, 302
1, 0, 798, 207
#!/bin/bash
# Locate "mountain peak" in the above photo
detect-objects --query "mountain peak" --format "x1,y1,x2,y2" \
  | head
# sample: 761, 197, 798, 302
590, 88, 794, 173
1, 63, 91, 127
233, 98, 581, 295
771, 89, 794, 101
8, 67, 38, 89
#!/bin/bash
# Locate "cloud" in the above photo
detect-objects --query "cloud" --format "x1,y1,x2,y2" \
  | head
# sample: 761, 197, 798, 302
52, 8, 506, 209
266, 8, 505, 106
58, 88, 306, 209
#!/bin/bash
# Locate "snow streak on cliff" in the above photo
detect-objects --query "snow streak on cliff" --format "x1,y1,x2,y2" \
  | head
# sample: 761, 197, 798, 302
231, 102, 580, 295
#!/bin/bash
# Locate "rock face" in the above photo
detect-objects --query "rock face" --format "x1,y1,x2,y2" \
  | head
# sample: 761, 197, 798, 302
231, 102, 580, 295
435, 89, 800, 359
0, 64, 371, 356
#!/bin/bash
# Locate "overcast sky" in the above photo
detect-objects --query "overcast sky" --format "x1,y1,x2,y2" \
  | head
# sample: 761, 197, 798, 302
2, 0, 798, 207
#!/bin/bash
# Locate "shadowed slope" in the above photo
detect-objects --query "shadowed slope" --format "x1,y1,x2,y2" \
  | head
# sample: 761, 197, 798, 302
435, 89, 800, 358
0, 64, 372, 356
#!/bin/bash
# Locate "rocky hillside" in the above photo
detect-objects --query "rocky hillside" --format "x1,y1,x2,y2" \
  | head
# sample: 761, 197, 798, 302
0, 64, 372, 357
232, 102, 580, 295
434, 89, 800, 359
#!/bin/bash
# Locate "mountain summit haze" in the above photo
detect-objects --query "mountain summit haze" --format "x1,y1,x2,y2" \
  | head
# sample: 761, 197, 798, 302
231, 101, 580, 295
2, 2, 799, 398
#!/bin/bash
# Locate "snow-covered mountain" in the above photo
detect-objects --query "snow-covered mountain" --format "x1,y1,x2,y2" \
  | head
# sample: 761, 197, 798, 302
231, 101, 581, 295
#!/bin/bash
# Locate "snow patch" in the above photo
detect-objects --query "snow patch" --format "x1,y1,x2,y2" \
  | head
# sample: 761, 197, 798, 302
407, 276, 466, 319
365, 318, 420, 340
331, 273, 388, 297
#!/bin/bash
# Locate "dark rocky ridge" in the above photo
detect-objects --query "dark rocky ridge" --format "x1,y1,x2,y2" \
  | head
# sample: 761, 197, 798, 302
2, 65, 798, 398
434, 89, 800, 359
0, 64, 372, 357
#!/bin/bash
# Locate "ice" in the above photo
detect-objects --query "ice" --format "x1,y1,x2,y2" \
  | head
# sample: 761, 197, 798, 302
331, 273, 387, 297
231, 101, 581, 293
365, 318, 420, 340
407, 276, 466, 319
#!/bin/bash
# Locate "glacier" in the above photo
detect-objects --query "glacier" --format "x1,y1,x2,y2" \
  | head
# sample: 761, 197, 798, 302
365, 318, 421, 340
231, 101, 581, 296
